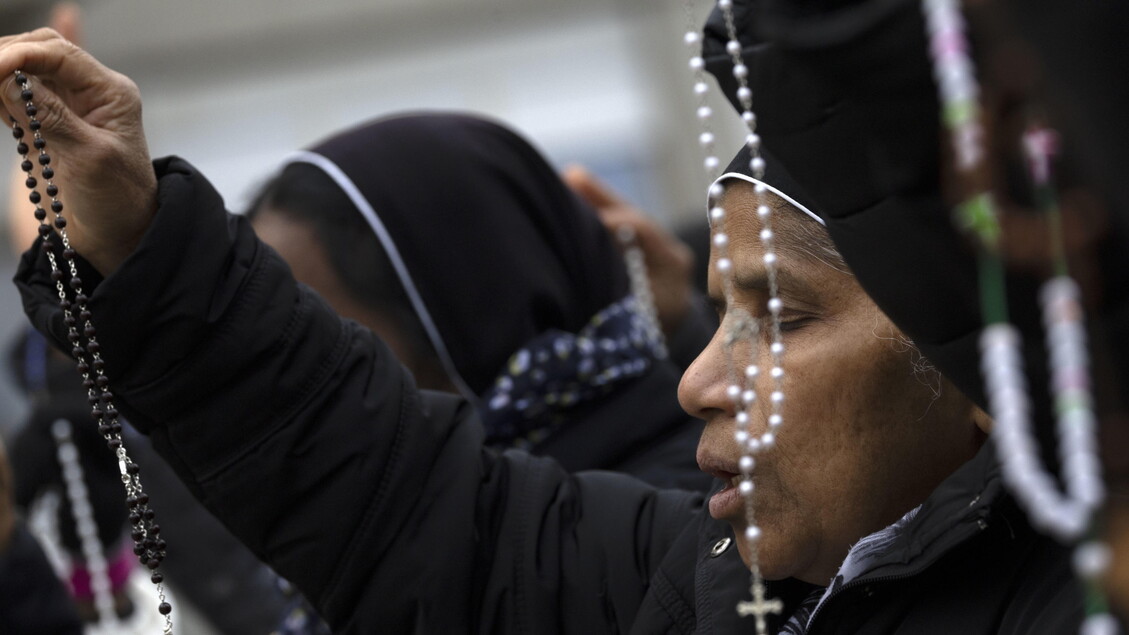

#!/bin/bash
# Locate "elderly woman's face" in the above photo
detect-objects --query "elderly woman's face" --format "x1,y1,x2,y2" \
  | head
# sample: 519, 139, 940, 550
679, 183, 985, 584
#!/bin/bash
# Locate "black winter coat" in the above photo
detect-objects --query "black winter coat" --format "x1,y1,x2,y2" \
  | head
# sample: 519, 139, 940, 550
16, 159, 1083, 633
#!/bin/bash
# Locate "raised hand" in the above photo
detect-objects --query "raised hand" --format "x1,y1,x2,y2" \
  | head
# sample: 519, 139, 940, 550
0, 28, 156, 275
563, 164, 696, 335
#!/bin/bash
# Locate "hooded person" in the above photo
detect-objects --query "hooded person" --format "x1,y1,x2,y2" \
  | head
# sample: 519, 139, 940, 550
4, 16, 1105, 635
245, 113, 709, 490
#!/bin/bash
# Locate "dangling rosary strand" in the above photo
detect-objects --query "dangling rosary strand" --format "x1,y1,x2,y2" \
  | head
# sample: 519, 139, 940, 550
920, 4, 1113, 634
11, 71, 174, 634
682, 2, 785, 631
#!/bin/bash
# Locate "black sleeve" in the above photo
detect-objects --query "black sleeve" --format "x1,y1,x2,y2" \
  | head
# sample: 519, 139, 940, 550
14, 157, 700, 632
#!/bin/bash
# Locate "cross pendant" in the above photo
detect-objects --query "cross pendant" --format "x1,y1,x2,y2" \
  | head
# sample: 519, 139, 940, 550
736, 581, 783, 635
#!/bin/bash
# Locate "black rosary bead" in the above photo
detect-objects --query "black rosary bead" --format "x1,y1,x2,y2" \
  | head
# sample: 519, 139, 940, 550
41, 239, 54, 251
51, 200, 63, 213
37, 224, 51, 238
37, 152, 50, 166
93, 358, 105, 372
16, 73, 28, 85
87, 342, 101, 356
100, 390, 114, 403
20, 159, 32, 172
98, 423, 112, 435
76, 360, 88, 372
87, 394, 100, 406
91, 407, 104, 419
29, 191, 41, 204
54, 216, 66, 229
28, 120, 40, 131
156, 539, 166, 551
110, 421, 122, 434
150, 572, 163, 585
46, 183, 57, 196
11, 126, 23, 139
24, 177, 36, 188
106, 406, 119, 418
75, 293, 89, 304
20, 89, 32, 101
67, 331, 80, 344
144, 509, 155, 520
79, 309, 92, 321
34, 137, 46, 150
16, 142, 28, 155
42, 166, 54, 179
60, 299, 72, 310
126, 494, 140, 508
131, 528, 145, 542
137, 493, 150, 505
146, 558, 161, 570
158, 602, 172, 616
107, 438, 121, 450
25, 105, 37, 118
138, 553, 149, 565
34, 207, 46, 221
72, 346, 85, 359
133, 543, 146, 556
127, 462, 140, 475
95, 374, 109, 388
68, 276, 83, 290
84, 324, 96, 337
82, 377, 96, 390
50, 269, 64, 282
129, 511, 141, 524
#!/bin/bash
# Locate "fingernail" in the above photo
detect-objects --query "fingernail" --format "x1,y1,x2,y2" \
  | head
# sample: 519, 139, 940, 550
5, 78, 21, 104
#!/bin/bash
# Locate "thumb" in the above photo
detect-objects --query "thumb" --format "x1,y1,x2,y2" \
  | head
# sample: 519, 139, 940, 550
562, 164, 624, 211
49, 3, 84, 47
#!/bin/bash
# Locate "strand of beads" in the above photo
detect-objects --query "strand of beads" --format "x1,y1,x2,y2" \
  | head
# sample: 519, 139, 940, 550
617, 226, 668, 360
52, 419, 118, 626
920, 5, 1112, 634
12, 71, 173, 634
681, 1, 785, 631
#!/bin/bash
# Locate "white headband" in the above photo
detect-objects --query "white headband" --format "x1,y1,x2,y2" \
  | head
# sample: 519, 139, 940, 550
706, 172, 826, 227
278, 150, 478, 404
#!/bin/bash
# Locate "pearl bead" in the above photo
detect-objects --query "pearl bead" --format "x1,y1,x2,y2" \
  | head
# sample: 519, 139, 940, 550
747, 438, 762, 452
742, 389, 756, 405
757, 204, 770, 218
710, 207, 725, 223
763, 252, 776, 265
727, 384, 741, 400
727, 40, 742, 56
732, 64, 748, 79
770, 366, 784, 378
749, 156, 766, 176
771, 342, 785, 355
760, 432, 776, 448
697, 105, 713, 120
737, 86, 752, 103
767, 298, 782, 315
709, 183, 725, 198
699, 131, 715, 146
713, 232, 728, 247
694, 81, 709, 96
736, 412, 749, 426
768, 414, 783, 428
770, 391, 784, 404
760, 228, 774, 242
742, 111, 757, 126
740, 456, 755, 472
719, 0, 733, 9
739, 480, 754, 496
689, 56, 705, 71
704, 156, 720, 171
684, 31, 701, 46
745, 525, 762, 541
1081, 614, 1119, 635
745, 365, 759, 378
717, 258, 732, 273
1072, 541, 1112, 580
735, 430, 749, 444
746, 133, 761, 151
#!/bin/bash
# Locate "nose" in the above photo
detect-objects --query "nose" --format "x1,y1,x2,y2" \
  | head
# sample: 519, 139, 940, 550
678, 327, 734, 422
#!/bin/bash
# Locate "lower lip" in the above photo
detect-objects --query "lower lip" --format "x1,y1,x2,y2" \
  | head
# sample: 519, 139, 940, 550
708, 484, 742, 519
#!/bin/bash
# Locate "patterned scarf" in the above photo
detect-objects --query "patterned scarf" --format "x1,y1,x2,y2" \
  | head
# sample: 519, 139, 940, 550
480, 295, 665, 447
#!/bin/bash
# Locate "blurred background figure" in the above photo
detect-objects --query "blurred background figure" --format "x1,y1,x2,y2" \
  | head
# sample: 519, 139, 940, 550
249, 112, 711, 489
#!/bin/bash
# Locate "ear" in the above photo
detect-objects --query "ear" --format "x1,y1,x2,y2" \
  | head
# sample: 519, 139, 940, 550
971, 406, 993, 435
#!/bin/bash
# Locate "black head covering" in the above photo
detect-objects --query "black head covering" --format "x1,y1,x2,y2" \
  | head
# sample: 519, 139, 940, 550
287, 113, 629, 400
